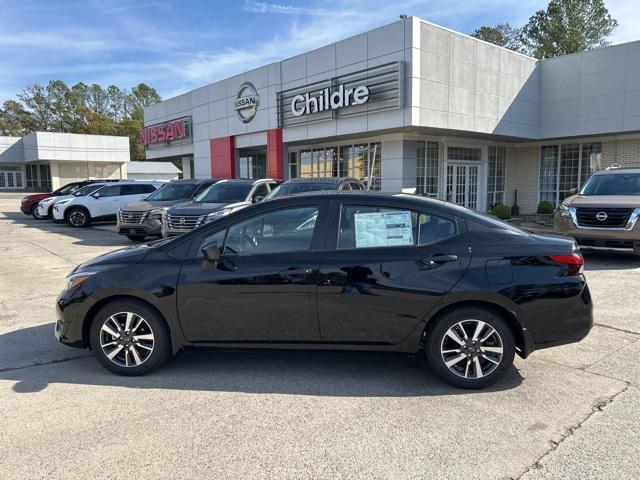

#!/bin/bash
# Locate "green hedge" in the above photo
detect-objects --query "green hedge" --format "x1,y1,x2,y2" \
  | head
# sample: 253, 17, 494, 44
491, 204, 511, 220
537, 201, 554, 214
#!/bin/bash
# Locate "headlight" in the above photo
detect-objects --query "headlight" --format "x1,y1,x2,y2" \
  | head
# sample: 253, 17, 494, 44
205, 208, 233, 223
147, 207, 168, 220
557, 204, 571, 217
56, 199, 72, 205
22, 196, 29, 202
65, 271, 96, 291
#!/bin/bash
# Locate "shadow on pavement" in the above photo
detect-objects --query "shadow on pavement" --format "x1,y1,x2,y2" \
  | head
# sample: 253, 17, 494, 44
0, 323, 523, 396
583, 250, 640, 271
1, 210, 136, 247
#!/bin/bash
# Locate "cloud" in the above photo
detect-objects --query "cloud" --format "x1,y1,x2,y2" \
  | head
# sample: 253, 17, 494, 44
242, 1, 329, 15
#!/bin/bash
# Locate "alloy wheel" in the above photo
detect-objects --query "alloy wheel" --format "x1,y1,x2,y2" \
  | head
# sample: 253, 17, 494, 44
69, 210, 87, 227
99, 312, 155, 367
440, 319, 504, 379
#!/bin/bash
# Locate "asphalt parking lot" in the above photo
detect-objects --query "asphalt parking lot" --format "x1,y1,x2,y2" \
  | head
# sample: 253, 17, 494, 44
0, 192, 639, 479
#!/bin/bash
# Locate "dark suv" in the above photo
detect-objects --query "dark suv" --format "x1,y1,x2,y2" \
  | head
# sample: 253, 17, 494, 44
554, 167, 640, 254
162, 178, 281, 237
265, 177, 365, 200
117, 178, 218, 241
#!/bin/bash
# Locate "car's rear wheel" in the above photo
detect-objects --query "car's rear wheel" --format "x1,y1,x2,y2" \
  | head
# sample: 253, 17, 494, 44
425, 306, 515, 389
127, 235, 146, 242
67, 207, 90, 227
89, 300, 171, 376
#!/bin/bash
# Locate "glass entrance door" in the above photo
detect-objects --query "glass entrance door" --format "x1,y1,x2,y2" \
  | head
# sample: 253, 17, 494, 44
238, 150, 267, 179
446, 164, 479, 210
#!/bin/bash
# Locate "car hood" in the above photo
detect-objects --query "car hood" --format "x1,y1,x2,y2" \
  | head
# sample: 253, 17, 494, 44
121, 199, 186, 212
564, 194, 640, 208
75, 244, 153, 272
24, 192, 53, 201
168, 200, 241, 215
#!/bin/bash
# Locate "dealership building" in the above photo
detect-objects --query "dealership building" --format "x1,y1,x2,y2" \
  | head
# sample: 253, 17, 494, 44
142, 16, 640, 213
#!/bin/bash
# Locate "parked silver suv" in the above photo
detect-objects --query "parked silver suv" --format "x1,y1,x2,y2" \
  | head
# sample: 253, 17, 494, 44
554, 167, 640, 254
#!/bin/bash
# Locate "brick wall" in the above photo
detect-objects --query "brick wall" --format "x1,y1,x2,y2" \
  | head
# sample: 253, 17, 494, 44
601, 138, 640, 168
504, 146, 540, 214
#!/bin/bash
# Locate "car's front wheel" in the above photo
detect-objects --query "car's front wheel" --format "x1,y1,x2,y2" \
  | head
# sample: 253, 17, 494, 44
67, 207, 90, 227
89, 300, 171, 375
425, 306, 515, 389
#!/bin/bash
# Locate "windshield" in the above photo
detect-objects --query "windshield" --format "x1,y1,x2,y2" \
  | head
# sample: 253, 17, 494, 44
146, 182, 197, 201
73, 184, 105, 196
194, 182, 252, 203
579, 173, 640, 195
265, 182, 336, 200
57, 183, 84, 195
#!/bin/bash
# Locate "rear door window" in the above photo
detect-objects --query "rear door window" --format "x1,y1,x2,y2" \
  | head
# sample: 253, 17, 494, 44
338, 205, 456, 249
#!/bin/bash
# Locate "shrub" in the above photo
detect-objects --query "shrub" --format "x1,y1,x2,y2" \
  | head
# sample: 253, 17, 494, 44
537, 201, 554, 214
491, 204, 511, 220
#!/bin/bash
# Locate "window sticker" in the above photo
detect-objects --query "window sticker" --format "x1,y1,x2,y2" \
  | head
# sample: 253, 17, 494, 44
354, 210, 414, 248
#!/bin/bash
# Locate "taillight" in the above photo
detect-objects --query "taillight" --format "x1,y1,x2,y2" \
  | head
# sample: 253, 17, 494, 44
547, 253, 584, 276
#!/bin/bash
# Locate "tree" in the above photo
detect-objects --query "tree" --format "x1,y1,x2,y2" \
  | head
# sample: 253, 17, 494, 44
0, 100, 35, 136
472, 23, 525, 53
520, 0, 618, 58
1, 79, 162, 161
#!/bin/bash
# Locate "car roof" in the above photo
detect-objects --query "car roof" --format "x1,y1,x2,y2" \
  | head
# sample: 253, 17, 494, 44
280, 177, 356, 184
214, 178, 277, 185
593, 168, 640, 175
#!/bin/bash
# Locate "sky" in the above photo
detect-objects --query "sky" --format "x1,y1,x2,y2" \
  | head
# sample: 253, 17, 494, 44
1, 0, 639, 104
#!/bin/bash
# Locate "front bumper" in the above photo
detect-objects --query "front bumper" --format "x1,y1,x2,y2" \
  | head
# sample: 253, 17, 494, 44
52, 204, 67, 222
55, 291, 86, 348
20, 201, 33, 215
555, 210, 640, 253
36, 202, 51, 218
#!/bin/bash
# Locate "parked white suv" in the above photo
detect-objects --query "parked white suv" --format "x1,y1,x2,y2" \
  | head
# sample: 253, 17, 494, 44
35, 183, 109, 220
52, 182, 162, 227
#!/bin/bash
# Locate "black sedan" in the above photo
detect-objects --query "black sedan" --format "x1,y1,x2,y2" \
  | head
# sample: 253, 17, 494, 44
55, 192, 592, 388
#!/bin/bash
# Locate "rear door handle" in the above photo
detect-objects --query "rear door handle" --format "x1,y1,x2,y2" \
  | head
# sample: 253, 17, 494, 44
420, 254, 458, 268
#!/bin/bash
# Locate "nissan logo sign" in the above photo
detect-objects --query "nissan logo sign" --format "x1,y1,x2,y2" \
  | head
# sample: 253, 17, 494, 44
234, 82, 259, 123
291, 84, 370, 117
595, 211, 608, 221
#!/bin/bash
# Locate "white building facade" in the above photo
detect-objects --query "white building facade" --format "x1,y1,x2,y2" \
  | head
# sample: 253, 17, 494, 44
142, 16, 640, 213
0, 132, 130, 191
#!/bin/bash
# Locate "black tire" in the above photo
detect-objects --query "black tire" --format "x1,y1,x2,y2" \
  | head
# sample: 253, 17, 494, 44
66, 207, 91, 227
127, 235, 147, 242
89, 300, 171, 376
425, 306, 515, 389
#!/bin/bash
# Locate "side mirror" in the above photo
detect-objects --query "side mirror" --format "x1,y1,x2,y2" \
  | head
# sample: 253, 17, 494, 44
569, 187, 578, 195
92, 192, 101, 199
202, 241, 221, 262
253, 195, 265, 203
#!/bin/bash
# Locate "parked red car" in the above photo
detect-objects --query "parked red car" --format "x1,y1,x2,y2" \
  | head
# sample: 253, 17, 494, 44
20, 180, 118, 216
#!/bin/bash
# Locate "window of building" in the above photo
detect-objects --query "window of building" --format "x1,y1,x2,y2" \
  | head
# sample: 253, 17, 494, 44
39, 164, 51, 190
25, 165, 38, 187
238, 151, 267, 179
539, 142, 602, 205
289, 152, 298, 178
416, 141, 439, 197
289, 142, 381, 190
487, 146, 506, 208
447, 147, 482, 162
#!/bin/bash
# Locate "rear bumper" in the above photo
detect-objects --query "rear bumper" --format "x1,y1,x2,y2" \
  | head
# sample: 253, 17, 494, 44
523, 280, 594, 351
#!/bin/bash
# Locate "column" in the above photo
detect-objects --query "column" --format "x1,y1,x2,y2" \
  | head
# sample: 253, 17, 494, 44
267, 128, 284, 179
210, 136, 235, 179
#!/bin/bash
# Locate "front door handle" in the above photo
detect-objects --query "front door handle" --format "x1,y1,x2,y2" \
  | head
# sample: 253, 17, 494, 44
279, 267, 313, 278
420, 254, 458, 269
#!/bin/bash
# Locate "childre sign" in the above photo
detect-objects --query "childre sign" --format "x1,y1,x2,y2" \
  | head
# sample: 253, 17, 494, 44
291, 84, 370, 117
